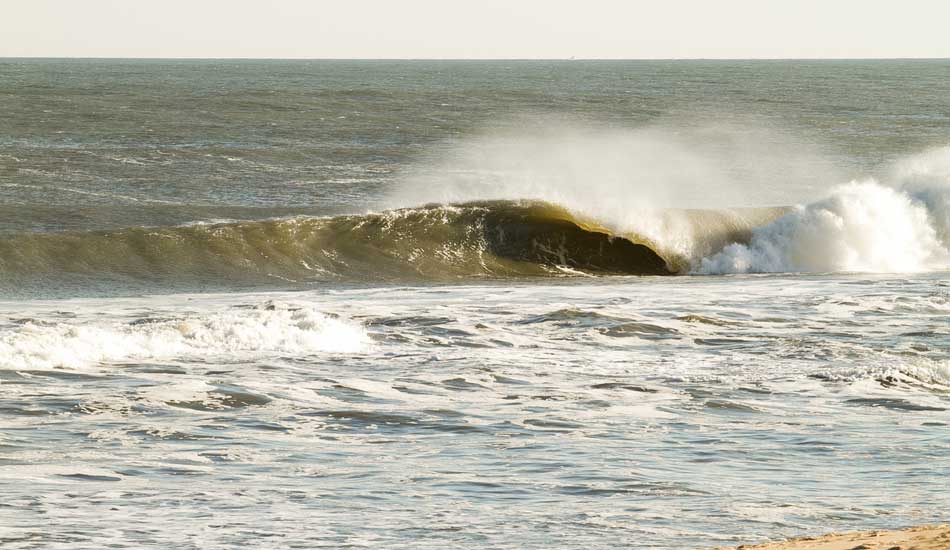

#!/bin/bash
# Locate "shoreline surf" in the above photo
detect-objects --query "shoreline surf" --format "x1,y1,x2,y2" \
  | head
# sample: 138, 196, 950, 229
717, 524, 950, 550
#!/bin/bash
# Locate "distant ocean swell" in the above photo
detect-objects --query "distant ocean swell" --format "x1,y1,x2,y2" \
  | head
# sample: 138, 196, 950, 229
0, 181, 946, 292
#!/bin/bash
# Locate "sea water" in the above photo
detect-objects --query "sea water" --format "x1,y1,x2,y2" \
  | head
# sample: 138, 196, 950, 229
0, 59, 948, 549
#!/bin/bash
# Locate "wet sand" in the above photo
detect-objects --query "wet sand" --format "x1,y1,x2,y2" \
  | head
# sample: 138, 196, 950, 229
720, 524, 950, 550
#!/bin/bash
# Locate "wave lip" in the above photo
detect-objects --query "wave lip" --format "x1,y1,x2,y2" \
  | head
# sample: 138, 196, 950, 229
0, 302, 368, 370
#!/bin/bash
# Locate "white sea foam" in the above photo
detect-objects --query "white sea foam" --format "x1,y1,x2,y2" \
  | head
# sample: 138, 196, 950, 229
692, 147, 950, 274
894, 359, 950, 387
698, 180, 950, 274
0, 303, 368, 370
825, 357, 950, 390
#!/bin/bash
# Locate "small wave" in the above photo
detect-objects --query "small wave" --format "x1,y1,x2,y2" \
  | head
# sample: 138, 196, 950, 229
813, 357, 950, 392
0, 302, 368, 370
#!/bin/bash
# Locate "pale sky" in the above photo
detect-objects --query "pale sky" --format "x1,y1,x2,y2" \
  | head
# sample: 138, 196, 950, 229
3, 0, 950, 59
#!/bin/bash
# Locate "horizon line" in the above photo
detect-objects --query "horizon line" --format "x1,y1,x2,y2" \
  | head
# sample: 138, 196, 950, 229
3, 56, 950, 62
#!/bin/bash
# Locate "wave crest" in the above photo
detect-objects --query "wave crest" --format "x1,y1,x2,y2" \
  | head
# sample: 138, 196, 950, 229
0, 201, 675, 293
3, 146, 949, 292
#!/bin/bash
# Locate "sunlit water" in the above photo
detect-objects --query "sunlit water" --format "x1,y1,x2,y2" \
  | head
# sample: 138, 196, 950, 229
2, 274, 948, 549
1, 60, 949, 549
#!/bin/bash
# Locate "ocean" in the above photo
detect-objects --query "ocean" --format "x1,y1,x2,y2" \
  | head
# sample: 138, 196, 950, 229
0, 59, 948, 549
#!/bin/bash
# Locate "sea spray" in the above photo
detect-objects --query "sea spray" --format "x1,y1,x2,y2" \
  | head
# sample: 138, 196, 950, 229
895, 146, 950, 247
388, 120, 838, 263
698, 181, 949, 274
698, 146, 950, 274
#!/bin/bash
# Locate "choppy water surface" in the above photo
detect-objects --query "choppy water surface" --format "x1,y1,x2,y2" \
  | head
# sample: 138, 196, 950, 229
1, 60, 949, 548
2, 275, 948, 549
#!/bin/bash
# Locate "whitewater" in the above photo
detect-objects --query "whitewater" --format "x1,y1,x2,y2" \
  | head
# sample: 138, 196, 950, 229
2, 163, 947, 295
1, 59, 948, 550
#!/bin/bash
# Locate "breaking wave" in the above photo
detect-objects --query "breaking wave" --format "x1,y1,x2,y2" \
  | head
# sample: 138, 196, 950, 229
1, 146, 949, 293
0, 185, 946, 295
0, 302, 368, 370
0, 201, 686, 293
699, 179, 950, 274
